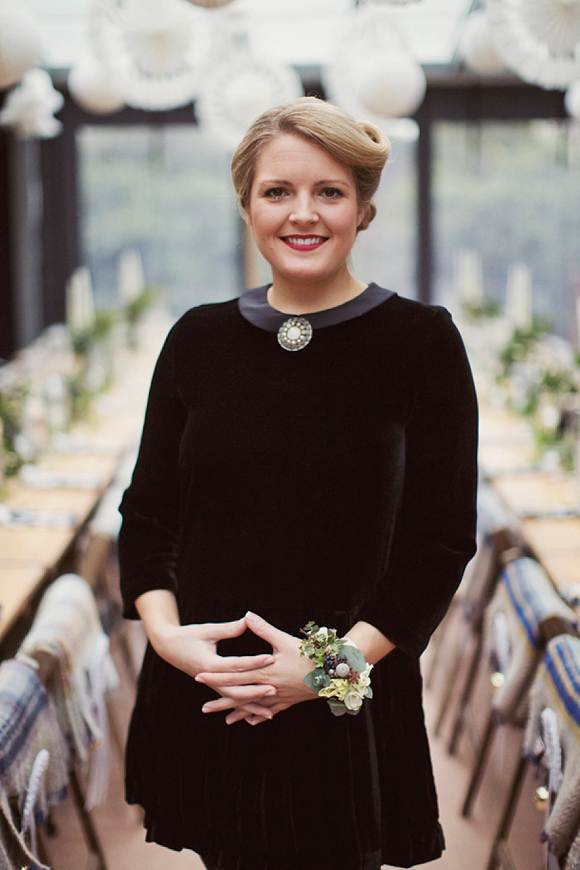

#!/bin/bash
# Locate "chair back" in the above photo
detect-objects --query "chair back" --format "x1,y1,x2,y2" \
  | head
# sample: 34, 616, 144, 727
524, 635, 580, 869
486, 557, 578, 722
0, 658, 69, 867
18, 573, 119, 808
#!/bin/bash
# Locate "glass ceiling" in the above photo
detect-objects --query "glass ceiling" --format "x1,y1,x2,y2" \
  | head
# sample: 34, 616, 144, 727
29, 0, 473, 70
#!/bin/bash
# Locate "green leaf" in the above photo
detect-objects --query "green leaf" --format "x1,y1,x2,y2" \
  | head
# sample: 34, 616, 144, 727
327, 700, 347, 716
343, 646, 365, 672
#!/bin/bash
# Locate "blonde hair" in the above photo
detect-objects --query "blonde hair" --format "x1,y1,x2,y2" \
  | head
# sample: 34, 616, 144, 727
231, 96, 391, 231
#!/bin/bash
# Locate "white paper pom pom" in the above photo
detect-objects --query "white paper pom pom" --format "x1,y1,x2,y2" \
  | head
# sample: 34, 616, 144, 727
68, 55, 125, 114
459, 11, 505, 76
0, 0, 42, 89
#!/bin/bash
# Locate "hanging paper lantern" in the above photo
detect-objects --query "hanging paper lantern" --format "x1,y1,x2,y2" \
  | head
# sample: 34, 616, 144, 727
565, 81, 580, 120
487, 0, 580, 89
324, 5, 426, 122
0, 0, 42, 90
0, 69, 63, 138
354, 50, 426, 118
183, 0, 236, 6
459, 11, 505, 76
90, 0, 211, 110
68, 55, 125, 114
196, 55, 303, 150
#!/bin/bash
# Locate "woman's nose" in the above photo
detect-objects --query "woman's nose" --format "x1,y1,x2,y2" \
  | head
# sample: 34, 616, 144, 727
289, 193, 318, 223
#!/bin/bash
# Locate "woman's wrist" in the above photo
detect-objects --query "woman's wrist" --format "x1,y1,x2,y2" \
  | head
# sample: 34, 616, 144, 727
344, 621, 395, 664
134, 589, 182, 658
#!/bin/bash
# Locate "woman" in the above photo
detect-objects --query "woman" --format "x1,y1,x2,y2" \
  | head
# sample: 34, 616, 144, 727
118, 96, 478, 870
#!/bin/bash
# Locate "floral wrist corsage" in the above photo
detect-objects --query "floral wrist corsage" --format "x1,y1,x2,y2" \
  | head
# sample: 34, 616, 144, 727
299, 622, 373, 716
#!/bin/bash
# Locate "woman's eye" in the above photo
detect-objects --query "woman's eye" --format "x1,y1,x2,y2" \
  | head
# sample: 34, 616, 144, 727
320, 187, 344, 199
262, 187, 287, 199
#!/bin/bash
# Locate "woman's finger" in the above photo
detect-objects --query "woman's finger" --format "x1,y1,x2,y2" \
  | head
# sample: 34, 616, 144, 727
203, 697, 273, 717
226, 710, 271, 726
204, 617, 247, 641
207, 654, 274, 672
202, 684, 276, 706
196, 669, 271, 687
244, 713, 273, 726
245, 611, 286, 647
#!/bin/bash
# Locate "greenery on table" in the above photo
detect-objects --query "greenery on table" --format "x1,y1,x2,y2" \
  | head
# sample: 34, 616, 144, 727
461, 299, 501, 321
0, 384, 28, 477
498, 319, 552, 381
493, 322, 580, 471
70, 309, 116, 358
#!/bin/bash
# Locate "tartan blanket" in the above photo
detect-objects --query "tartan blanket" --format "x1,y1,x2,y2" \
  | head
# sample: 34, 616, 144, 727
0, 658, 69, 867
0, 658, 68, 812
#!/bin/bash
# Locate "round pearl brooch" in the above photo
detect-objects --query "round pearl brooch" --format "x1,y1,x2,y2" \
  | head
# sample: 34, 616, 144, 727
277, 317, 313, 352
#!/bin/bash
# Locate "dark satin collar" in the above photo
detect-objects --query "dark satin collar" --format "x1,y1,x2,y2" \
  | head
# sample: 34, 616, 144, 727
238, 283, 395, 333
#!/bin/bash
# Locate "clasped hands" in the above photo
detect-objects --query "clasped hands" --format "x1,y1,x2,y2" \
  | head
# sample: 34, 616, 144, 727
189, 611, 317, 726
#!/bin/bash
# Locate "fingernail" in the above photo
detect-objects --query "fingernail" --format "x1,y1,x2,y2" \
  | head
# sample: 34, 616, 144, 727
202, 704, 211, 713
195, 676, 205, 683
264, 657, 275, 666
264, 688, 276, 696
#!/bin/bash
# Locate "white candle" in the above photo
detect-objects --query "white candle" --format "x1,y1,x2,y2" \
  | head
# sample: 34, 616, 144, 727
505, 262, 532, 331
118, 248, 144, 304
66, 266, 95, 334
455, 248, 483, 306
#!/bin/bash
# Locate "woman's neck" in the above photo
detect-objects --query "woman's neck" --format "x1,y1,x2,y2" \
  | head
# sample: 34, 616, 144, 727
267, 273, 367, 315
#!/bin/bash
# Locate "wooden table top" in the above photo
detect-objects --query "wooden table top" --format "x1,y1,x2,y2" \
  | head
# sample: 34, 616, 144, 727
0, 564, 50, 638
0, 318, 169, 643
0, 526, 74, 570
492, 472, 579, 517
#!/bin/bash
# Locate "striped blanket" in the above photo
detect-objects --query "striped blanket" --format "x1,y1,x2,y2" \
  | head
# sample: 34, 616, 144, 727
486, 557, 578, 722
524, 635, 580, 869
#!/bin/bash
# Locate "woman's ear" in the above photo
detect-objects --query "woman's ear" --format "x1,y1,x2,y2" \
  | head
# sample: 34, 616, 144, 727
241, 203, 252, 227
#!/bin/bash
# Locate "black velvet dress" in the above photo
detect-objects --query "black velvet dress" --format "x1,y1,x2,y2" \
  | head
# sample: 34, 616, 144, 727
118, 284, 478, 870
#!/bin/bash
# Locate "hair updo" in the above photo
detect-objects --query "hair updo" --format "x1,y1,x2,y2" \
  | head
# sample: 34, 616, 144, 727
231, 96, 391, 232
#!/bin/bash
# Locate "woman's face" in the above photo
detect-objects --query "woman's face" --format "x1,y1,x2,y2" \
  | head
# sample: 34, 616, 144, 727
245, 134, 364, 289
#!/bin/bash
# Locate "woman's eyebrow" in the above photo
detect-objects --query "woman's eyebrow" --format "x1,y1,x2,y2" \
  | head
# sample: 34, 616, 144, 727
256, 178, 349, 187
256, 178, 292, 186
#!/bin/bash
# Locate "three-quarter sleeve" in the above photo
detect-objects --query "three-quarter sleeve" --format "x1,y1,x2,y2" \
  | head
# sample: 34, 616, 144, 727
357, 307, 478, 658
118, 323, 188, 619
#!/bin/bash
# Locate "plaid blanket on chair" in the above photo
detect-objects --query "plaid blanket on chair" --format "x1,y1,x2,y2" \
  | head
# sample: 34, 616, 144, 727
0, 658, 69, 868
0, 658, 68, 813
19, 573, 119, 808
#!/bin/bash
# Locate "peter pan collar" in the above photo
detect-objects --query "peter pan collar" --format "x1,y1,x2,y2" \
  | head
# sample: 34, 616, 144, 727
238, 283, 395, 333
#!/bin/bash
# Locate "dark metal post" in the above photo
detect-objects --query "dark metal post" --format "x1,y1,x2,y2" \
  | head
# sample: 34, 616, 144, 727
0, 130, 16, 359
40, 104, 81, 328
415, 98, 433, 305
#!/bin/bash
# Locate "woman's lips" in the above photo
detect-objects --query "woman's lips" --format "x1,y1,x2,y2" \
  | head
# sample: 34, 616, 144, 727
281, 235, 328, 252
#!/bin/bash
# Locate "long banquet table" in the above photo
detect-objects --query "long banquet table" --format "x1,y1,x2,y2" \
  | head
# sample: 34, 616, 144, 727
478, 405, 580, 593
0, 330, 578, 649
0, 315, 169, 648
